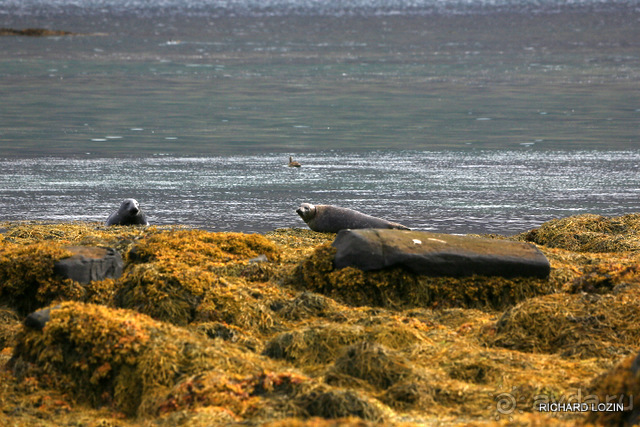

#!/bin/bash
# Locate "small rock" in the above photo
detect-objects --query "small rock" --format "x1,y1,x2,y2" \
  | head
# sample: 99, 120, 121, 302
23, 305, 60, 330
332, 229, 550, 278
54, 246, 123, 284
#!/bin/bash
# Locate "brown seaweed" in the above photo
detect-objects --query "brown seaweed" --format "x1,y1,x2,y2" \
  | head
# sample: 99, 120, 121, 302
0, 217, 639, 426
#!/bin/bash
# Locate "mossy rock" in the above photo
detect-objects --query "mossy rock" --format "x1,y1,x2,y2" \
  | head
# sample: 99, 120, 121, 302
288, 243, 554, 311
10, 301, 271, 417
194, 284, 277, 334
190, 321, 261, 352
490, 287, 640, 358
117, 263, 277, 331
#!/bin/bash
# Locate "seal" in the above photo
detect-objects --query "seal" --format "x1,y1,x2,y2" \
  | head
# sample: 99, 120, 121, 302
296, 203, 410, 233
105, 198, 149, 226
288, 156, 301, 167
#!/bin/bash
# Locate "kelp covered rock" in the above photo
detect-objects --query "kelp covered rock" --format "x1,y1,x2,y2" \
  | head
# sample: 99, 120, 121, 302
491, 286, 640, 358
588, 351, 640, 425
126, 229, 280, 266
0, 240, 126, 315
0, 221, 151, 254
289, 243, 554, 310
326, 341, 416, 390
117, 229, 282, 328
0, 242, 75, 315
264, 316, 430, 368
519, 213, 640, 252
0, 306, 21, 350
10, 301, 271, 417
156, 370, 311, 421
294, 384, 387, 422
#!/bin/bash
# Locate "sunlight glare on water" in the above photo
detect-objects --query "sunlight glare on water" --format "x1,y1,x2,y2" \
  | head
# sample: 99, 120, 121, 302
1, 151, 640, 235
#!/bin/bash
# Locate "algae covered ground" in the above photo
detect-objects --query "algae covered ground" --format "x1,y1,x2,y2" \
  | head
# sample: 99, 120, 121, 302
0, 215, 639, 426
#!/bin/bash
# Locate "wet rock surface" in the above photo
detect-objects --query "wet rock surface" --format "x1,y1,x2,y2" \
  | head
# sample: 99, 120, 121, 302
53, 246, 123, 284
332, 229, 550, 278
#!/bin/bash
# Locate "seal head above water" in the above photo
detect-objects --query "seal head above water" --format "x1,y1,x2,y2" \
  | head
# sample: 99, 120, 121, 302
296, 203, 409, 233
105, 198, 149, 226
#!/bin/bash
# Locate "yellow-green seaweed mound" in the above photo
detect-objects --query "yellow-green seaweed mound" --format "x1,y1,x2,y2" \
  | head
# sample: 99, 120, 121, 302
116, 229, 283, 328
289, 243, 554, 311
10, 301, 271, 417
0, 306, 21, 351
4, 220, 640, 426
587, 351, 640, 426
326, 341, 415, 390
519, 213, 640, 252
0, 242, 75, 315
126, 229, 280, 266
490, 286, 640, 358
1, 221, 153, 254
264, 315, 430, 368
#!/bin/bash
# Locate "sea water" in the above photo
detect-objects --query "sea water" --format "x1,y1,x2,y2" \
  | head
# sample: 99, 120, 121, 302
1, 0, 639, 234
1, 151, 640, 234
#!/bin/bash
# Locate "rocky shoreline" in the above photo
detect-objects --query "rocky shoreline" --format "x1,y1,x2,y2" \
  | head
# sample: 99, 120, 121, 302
0, 28, 77, 37
0, 215, 638, 426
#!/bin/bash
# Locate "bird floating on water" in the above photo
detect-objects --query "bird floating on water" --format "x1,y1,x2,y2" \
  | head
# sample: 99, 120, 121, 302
288, 156, 301, 168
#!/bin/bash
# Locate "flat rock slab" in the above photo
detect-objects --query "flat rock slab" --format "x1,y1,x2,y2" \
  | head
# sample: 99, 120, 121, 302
332, 229, 550, 279
54, 246, 123, 284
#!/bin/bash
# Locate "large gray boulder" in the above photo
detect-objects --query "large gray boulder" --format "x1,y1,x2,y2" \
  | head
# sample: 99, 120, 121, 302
332, 229, 550, 279
53, 246, 123, 284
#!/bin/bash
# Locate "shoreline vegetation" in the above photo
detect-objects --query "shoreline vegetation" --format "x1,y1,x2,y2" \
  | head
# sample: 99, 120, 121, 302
0, 213, 639, 426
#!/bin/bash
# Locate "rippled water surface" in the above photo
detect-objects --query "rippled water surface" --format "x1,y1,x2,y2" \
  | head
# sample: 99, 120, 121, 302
1, 151, 639, 234
1, 1, 639, 233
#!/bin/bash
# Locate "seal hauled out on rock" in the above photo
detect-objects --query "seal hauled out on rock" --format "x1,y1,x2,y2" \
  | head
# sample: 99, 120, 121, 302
105, 198, 149, 226
296, 203, 409, 233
